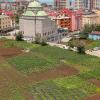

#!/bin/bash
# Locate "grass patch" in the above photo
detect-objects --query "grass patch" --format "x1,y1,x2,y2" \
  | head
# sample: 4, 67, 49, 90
3, 39, 40, 49
29, 76, 97, 100
86, 40, 100, 49
0, 80, 25, 100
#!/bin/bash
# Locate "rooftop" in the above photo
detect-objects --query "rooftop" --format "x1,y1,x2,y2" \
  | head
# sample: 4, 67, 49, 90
91, 31, 100, 35
28, 0, 42, 8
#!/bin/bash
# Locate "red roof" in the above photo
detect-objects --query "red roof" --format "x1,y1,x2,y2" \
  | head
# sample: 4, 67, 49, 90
0, 9, 14, 16
48, 11, 58, 16
91, 31, 100, 35
48, 8, 83, 17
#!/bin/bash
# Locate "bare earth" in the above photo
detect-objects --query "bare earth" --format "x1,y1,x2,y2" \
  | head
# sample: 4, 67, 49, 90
85, 93, 100, 100
28, 65, 78, 82
85, 79, 100, 100
89, 79, 100, 87
0, 47, 23, 58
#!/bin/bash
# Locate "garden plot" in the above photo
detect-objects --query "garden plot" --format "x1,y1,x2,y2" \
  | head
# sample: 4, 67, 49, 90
89, 79, 100, 87
85, 93, 100, 100
0, 47, 23, 58
28, 65, 78, 82
0, 40, 5, 47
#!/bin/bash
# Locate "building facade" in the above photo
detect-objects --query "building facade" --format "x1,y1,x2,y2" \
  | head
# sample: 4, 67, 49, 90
54, 0, 84, 10
0, 15, 15, 33
95, 0, 100, 9
20, 0, 66, 42
82, 12, 99, 28
89, 31, 100, 40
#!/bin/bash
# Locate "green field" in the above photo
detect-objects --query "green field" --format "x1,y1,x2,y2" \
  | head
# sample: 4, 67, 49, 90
29, 76, 97, 100
0, 39, 100, 99
8, 45, 100, 75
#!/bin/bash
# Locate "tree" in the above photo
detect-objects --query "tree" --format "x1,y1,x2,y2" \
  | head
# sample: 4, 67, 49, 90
80, 24, 100, 39
77, 41, 85, 54
15, 32, 23, 41
79, 32, 89, 39
40, 37, 47, 46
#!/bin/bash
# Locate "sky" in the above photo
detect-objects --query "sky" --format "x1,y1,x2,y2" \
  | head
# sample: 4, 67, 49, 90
39, 0, 53, 4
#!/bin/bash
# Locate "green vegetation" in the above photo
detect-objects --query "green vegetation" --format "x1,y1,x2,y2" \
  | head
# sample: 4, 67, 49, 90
4, 40, 39, 49
8, 52, 58, 74
0, 39, 99, 99
8, 45, 100, 76
15, 32, 23, 41
0, 80, 25, 100
86, 40, 100, 49
68, 39, 100, 49
29, 76, 97, 100
80, 24, 100, 39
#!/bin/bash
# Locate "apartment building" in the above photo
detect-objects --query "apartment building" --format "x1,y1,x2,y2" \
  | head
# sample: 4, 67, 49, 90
0, 15, 15, 33
54, 0, 84, 10
54, 0, 67, 9
95, 0, 100, 9
82, 12, 99, 27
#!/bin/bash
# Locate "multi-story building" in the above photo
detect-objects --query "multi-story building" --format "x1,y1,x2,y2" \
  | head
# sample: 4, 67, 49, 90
54, 0, 67, 9
0, 15, 15, 33
82, 12, 99, 28
54, 0, 84, 10
54, 0, 100, 10
95, 0, 100, 9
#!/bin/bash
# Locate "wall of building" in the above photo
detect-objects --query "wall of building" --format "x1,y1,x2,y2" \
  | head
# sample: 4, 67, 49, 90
89, 34, 100, 40
82, 13, 99, 27
0, 15, 14, 31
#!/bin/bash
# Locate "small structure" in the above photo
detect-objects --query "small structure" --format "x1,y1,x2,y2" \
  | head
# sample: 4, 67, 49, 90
89, 31, 100, 40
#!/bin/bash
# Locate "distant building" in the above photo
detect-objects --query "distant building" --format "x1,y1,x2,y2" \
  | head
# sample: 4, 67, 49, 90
20, 0, 66, 42
95, 0, 100, 9
89, 31, 100, 40
0, 15, 15, 33
49, 9, 82, 31
54, 0, 84, 10
82, 11, 99, 28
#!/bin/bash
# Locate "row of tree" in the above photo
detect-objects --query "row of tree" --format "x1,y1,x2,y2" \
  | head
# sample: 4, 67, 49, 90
79, 24, 100, 39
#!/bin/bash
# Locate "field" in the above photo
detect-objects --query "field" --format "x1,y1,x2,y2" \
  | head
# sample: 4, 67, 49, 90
0, 39, 100, 100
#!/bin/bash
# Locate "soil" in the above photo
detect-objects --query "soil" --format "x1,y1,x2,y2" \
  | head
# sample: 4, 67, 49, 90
0, 58, 79, 100
86, 79, 100, 100
28, 65, 79, 82
0, 40, 5, 46
85, 93, 100, 100
0, 47, 23, 58
89, 79, 100, 87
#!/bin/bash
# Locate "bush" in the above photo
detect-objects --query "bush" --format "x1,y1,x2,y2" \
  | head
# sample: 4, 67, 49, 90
77, 45, 85, 54
15, 32, 23, 41
41, 41, 47, 46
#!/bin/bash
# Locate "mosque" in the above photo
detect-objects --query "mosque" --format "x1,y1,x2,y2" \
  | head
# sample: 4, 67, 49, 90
19, 0, 66, 42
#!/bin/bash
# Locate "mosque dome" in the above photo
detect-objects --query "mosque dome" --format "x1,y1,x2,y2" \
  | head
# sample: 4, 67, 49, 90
36, 11, 47, 16
28, 0, 42, 8
23, 11, 35, 16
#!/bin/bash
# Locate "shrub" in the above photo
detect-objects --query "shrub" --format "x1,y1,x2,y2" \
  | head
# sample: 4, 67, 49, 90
77, 45, 85, 54
15, 32, 23, 41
